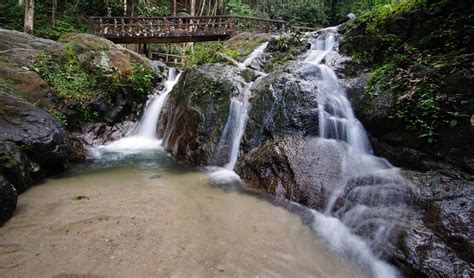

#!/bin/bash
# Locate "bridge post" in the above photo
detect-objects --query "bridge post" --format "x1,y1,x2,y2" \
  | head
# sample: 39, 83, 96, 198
229, 16, 237, 37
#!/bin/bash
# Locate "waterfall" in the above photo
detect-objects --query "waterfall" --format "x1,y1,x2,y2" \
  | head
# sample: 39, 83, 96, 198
210, 43, 268, 181
239, 42, 269, 68
217, 83, 253, 170
300, 28, 415, 277
137, 68, 180, 139
90, 68, 181, 158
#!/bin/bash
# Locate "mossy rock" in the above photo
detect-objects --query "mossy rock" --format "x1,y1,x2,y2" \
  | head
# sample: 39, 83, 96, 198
157, 64, 246, 166
0, 67, 52, 109
224, 32, 272, 60
58, 33, 114, 53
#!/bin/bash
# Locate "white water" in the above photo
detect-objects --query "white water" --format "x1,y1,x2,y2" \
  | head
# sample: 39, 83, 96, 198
91, 68, 181, 158
137, 68, 180, 138
300, 28, 415, 277
239, 42, 269, 69
210, 43, 268, 182
221, 83, 253, 170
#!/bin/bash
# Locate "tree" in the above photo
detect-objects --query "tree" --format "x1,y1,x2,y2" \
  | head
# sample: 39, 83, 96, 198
52, 0, 57, 26
24, 0, 33, 34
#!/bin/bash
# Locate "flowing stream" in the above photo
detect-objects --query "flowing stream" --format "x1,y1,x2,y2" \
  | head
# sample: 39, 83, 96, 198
298, 28, 415, 277
0, 36, 414, 277
210, 43, 268, 181
0, 61, 368, 275
90, 68, 181, 159
0, 150, 367, 277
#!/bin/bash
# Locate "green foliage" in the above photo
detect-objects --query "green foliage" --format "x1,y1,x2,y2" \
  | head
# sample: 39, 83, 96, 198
0, 0, 24, 31
185, 42, 239, 68
128, 63, 154, 100
31, 43, 124, 128
136, 2, 171, 16
32, 44, 121, 103
354, 0, 473, 143
0, 0, 90, 40
48, 108, 69, 127
276, 1, 329, 27
263, 33, 306, 71
225, 0, 253, 16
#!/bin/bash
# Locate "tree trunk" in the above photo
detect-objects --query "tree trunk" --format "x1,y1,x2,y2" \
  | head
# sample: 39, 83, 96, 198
190, 0, 195, 16
52, 0, 57, 26
24, 0, 34, 34
126, 0, 134, 16
18, 0, 24, 5
173, 0, 177, 16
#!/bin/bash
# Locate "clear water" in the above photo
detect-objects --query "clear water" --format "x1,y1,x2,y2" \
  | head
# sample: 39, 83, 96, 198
0, 148, 368, 277
83, 34, 413, 278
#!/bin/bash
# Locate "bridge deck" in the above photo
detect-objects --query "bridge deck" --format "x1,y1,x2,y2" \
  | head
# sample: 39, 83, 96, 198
90, 15, 293, 44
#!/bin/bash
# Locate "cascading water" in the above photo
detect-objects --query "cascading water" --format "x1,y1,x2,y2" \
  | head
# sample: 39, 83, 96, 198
90, 68, 181, 158
299, 28, 415, 277
210, 43, 268, 181
239, 42, 269, 69
137, 68, 179, 138
218, 83, 253, 170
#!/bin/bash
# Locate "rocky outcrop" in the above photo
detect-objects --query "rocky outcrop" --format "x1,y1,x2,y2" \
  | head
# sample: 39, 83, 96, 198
332, 1, 474, 274
157, 64, 246, 165
0, 92, 85, 224
395, 170, 474, 277
0, 175, 17, 226
236, 61, 330, 207
0, 29, 164, 225
336, 0, 474, 174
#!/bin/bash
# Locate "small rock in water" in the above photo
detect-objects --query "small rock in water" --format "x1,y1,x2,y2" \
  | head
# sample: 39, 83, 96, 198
150, 174, 161, 179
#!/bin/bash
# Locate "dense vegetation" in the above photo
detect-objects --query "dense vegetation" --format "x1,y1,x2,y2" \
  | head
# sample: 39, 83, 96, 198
26, 33, 156, 129
1, 0, 406, 40
340, 0, 473, 143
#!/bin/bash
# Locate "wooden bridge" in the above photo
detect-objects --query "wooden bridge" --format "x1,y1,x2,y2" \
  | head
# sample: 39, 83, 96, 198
90, 15, 314, 44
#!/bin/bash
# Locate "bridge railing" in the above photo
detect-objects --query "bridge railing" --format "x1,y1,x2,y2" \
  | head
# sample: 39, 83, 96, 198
90, 15, 289, 40
150, 52, 185, 66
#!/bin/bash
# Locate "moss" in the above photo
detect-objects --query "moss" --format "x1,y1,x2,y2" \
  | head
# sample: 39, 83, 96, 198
262, 33, 307, 72
224, 32, 272, 59
190, 75, 234, 103
58, 33, 112, 53
28, 34, 156, 130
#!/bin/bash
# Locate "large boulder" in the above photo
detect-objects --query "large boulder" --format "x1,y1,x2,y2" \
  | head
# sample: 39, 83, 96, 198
0, 28, 60, 52
158, 64, 246, 165
0, 92, 84, 185
395, 170, 474, 276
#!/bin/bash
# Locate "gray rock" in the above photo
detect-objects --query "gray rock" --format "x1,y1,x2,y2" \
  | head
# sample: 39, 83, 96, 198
0, 92, 83, 180
157, 64, 246, 166
0, 175, 17, 226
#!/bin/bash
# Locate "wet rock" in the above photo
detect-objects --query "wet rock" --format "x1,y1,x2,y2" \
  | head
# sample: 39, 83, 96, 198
0, 141, 35, 194
0, 92, 84, 182
74, 121, 136, 147
157, 64, 246, 166
0, 175, 17, 226
236, 61, 343, 209
391, 170, 474, 276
